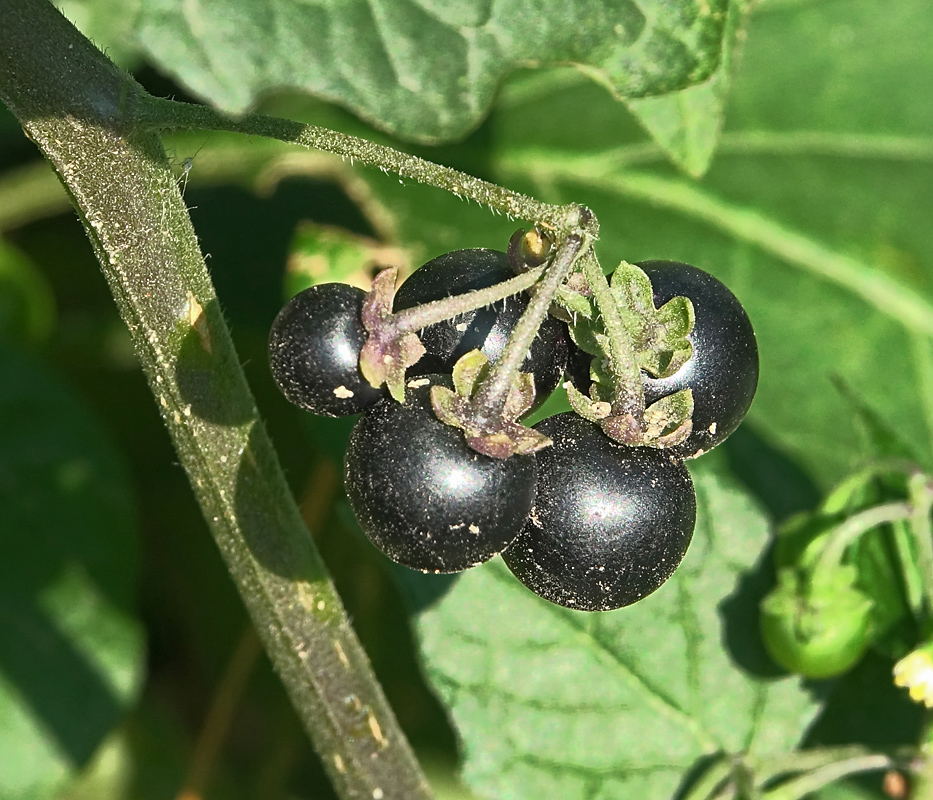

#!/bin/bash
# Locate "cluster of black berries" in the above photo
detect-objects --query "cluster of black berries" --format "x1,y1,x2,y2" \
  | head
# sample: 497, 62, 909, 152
269, 248, 758, 611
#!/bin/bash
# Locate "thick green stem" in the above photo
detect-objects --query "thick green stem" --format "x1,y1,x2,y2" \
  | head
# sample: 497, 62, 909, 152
0, 3, 433, 799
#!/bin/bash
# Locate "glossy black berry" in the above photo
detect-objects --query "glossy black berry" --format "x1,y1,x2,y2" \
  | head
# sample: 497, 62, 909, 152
565, 261, 758, 458
269, 283, 384, 417
638, 260, 758, 458
345, 375, 536, 573
502, 413, 696, 611
393, 249, 568, 411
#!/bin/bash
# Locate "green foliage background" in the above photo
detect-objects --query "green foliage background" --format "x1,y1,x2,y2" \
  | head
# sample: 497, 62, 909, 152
2, 0, 932, 797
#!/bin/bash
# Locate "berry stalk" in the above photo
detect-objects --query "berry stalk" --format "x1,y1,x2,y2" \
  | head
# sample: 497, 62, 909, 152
391, 264, 545, 333
132, 94, 569, 229
470, 231, 586, 423
577, 249, 646, 418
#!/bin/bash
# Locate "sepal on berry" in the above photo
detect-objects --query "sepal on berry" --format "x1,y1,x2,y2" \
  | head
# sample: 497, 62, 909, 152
431, 351, 550, 459
451, 349, 490, 397
552, 275, 595, 322
564, 380, 611, 424
359, 267, 426, 402
643, 388, 694, 449
567, 381, 693, 449
610, 263, 694, 379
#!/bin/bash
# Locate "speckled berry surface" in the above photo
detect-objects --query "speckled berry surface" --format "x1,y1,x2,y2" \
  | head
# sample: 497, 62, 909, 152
503, 413, 696, 611
269, 283, 384, 417
345, 375, 536, 573
639, 260, 758, 458
394, 249, 568, 412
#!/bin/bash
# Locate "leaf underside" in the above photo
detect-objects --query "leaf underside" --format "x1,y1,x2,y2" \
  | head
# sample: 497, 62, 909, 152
135, 0, 731, 143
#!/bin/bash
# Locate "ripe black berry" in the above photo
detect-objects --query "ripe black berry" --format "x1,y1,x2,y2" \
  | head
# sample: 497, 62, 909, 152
638, 261, 758, 458
565, 261, 758, 458
345, 375, 536, 573
393, 249, 568, 411
502, 413, 696, 611
269, 283, 384, 417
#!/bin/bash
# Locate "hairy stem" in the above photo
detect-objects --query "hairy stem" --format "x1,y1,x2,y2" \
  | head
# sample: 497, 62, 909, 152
132, 95, 570, 230
577, 251, 645, 416
0, 3, 433, 799
471, 231, 586, 421
392, 265, 545, 332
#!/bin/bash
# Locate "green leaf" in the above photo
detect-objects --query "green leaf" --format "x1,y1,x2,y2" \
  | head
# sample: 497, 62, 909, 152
406, 456, 821, 800
0, 348, 144, 800
53, 0, 142, 68
285, 222, 408, 299
624, 0, 753, 176
830, 376, 920, 464
134, 0, 732, 143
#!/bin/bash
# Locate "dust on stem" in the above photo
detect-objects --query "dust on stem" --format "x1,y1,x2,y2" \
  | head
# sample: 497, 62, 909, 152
430, 228, 590, 459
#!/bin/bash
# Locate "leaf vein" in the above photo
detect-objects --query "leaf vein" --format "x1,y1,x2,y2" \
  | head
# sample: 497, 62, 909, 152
486, 564, 719, 752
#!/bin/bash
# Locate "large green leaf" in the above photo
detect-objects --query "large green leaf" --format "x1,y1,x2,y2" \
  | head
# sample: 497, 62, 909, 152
53, 0, 142, 67
0, 349, 144, 800
404, 456, 820, 800
135, 0, 733, 143
208, 0, 933, 491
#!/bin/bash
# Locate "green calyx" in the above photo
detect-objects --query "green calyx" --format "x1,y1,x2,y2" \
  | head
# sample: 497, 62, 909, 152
562, 262, 694, 383
610, 263, 694, 379
560, 261, 695, 449
759, 487, 917, 680
565, 381, 694, 449
431, 350, 551, 459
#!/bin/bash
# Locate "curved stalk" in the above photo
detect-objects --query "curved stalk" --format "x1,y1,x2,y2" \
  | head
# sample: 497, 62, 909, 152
470, 231, 585, 421
815, 502, 912, 577
132, 94, 571, 231
577, 251, 646, 417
